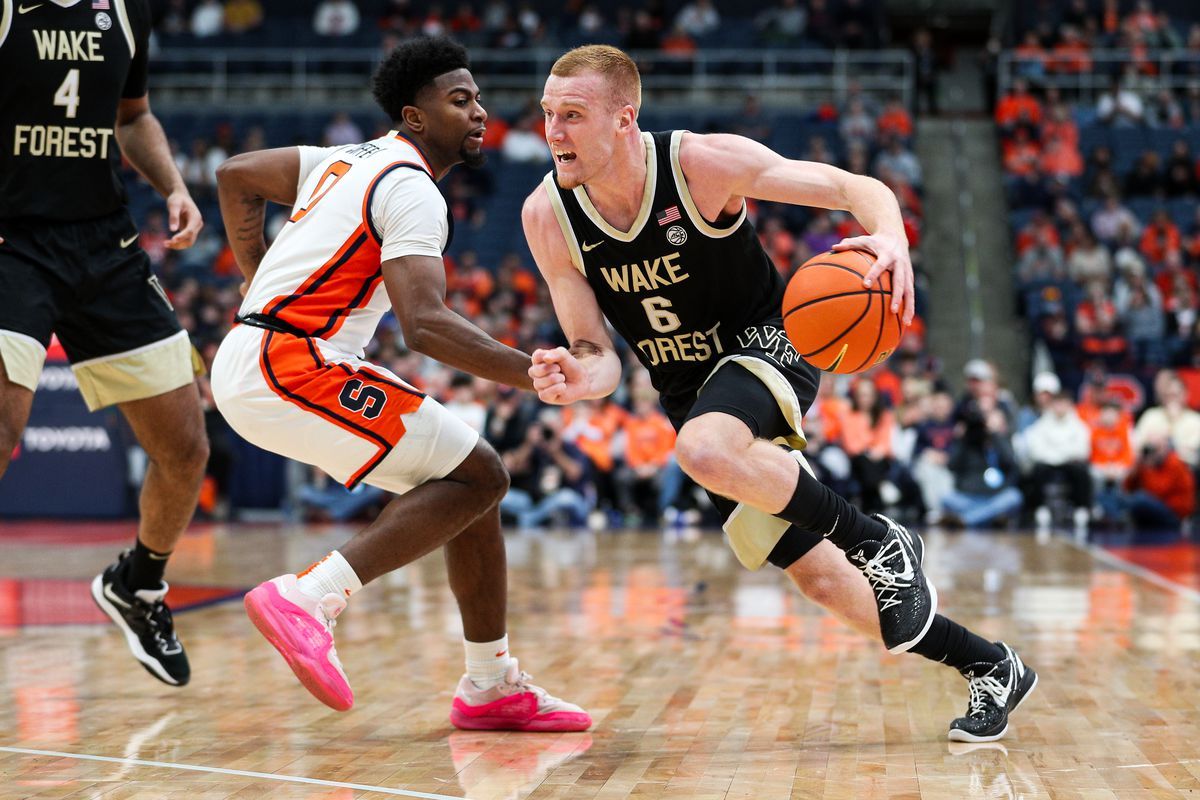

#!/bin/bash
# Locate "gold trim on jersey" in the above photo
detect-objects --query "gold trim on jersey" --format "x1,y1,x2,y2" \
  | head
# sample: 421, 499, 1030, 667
0, 330, 48, 393
669, 129, 747, 239
701, 354, 808, 571
71, 329, 194, 411
111, 0, 134, 58
572, 132, 656, 243
541, 172, 586, 277
724, 447, 817, 570
0, 0, 13, 51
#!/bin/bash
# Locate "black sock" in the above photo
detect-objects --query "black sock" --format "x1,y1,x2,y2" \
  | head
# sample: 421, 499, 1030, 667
124, 539, 171, 591
778, 467, 887, 552
909, 615, 1005, 671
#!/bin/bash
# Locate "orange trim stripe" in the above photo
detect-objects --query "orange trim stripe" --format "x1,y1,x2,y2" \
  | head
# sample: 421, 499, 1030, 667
391, 133, 434, 176
256, 332, 423, 489
263, 223, 383, 337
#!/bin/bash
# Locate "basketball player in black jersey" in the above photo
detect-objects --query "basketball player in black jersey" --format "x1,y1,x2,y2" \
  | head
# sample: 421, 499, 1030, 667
523, 45, 1036, 743
0, 0, 206, 686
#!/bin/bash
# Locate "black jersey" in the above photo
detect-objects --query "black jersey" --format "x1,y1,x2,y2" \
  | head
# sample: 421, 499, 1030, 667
544, 129, 806, 408
0, 0, 151, 221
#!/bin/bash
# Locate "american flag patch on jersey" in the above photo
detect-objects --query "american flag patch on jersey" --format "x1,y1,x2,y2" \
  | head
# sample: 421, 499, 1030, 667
93, 0, 109, 8
656, 206, 681, 226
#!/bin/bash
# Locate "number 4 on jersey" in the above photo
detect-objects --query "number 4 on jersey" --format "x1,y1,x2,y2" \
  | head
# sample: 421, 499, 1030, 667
54, 69, 80, 119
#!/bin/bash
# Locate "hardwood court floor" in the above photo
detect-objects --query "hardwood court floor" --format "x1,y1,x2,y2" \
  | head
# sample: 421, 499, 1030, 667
1, 521, 1199, 799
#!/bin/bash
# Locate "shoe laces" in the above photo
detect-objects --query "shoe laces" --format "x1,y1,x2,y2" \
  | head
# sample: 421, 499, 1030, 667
316, 593, 346, 635
853, 538, 913, 609
133, 595, 179, 652
964, 669, 1008, 717
503, 659, 554, 703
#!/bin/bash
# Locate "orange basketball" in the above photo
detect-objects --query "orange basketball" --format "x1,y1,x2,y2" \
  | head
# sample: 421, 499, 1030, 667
782, 249, 903, 374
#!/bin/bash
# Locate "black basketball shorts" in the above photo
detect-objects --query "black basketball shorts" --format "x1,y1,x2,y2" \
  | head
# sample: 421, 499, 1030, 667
660, 319, 826, 569
0, 209, 194, 410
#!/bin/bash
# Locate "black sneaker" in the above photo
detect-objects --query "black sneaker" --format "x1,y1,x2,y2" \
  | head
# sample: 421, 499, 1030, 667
846, 513, 937, 653
948, 642, 1038, 742
90, 552, 190, 686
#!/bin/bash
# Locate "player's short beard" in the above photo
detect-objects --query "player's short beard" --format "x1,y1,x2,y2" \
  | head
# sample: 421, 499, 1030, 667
461, 146, 486, 168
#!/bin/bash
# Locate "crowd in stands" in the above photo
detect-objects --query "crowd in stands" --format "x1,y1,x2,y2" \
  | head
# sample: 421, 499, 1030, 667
151, 0, 891, 53
123, 49, 940, 528
994, 1, 1200, 535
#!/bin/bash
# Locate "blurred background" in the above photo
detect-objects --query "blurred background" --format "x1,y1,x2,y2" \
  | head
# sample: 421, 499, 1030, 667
6, 0, 1200, 545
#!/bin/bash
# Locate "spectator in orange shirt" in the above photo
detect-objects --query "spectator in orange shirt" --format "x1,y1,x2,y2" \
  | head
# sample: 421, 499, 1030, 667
1139, 209, 1182, 264
1013, 31, 1048, 80
1050, 26, 1093, 74
876, 97, 914, 140
615, 379, 678, 525
563, 397, 627, 518
1098, 434, 1195, 531
1003, 128, 1042, 176
840, 379, 898, 514
1040, 138, 1084, 179
1041, 102, 1080, 149
1089, 397, 1135, 490
995, 77, 1043, 132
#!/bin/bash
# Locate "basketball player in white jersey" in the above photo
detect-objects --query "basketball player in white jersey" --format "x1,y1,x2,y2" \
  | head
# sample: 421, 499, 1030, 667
210, 37, 589, 730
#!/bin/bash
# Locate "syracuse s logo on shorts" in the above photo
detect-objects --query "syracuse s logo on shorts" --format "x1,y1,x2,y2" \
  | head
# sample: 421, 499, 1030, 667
338, 379, 387, 420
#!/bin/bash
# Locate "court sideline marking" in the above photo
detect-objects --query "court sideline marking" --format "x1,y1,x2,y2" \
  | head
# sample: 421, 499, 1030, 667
0, 745, 467, 799
1069, 537, 1200, 603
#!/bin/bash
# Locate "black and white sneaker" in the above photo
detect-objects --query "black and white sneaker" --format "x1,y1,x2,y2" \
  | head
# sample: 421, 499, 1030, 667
90, 552, 190, 686
948, 642, 1038, 742
846, 513, 938, 653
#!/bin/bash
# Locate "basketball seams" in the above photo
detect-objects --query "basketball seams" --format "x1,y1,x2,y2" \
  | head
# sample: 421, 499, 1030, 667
783, 289, 891, 318
798, 293, 876, 358
783, 249, 901, 374
852, 275, 888, 372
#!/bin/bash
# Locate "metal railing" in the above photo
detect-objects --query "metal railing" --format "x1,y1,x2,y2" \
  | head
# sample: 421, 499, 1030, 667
148, 47, 914, 109
998, 48, 1200, 102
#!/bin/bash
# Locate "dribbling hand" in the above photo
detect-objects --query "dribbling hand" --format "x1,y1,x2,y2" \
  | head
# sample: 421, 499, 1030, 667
530, 347, 588, 405
832, 232, 915, 326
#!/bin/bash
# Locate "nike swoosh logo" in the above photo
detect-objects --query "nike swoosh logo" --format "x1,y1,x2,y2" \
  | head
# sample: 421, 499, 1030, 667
103, 583, 132, 609
825, 513, 839, 538
581, 240, 603, 252
148, 552, 170, 560
120, 234, 139, 248
18, 3, 42, 13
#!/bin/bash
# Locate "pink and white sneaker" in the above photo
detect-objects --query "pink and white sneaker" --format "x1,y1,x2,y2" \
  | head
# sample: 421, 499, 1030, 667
243, 574, 353, 711
450, 658, 592, 732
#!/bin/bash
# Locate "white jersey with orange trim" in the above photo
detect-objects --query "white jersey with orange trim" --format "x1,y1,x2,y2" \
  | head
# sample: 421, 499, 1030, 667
239, 131, 449, 356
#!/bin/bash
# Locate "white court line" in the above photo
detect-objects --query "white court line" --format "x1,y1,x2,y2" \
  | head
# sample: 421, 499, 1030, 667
0, 746, 467, 799
1069, 537, 1200, 603
1044, 758, 1200, 774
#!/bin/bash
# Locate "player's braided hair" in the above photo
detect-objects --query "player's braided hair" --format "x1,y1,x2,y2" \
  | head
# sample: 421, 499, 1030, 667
373, 36, 470, 121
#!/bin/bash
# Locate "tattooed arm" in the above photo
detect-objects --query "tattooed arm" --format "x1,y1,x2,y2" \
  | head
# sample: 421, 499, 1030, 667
215, 147, 304, 290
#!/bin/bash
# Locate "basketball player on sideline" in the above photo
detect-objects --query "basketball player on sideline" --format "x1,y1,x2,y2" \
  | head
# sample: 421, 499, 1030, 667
524, 46, 1035, 742
0, 0, 207, 686
211, 38, 589, 729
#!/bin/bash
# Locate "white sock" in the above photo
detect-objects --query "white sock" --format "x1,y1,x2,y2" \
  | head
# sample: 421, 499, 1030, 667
295, 551, 362, 601
465, 635, 511, 689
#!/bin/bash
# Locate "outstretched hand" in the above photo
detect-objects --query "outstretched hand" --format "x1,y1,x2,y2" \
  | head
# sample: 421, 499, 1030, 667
831, 232, 915, 325
529, 347, 589, 405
